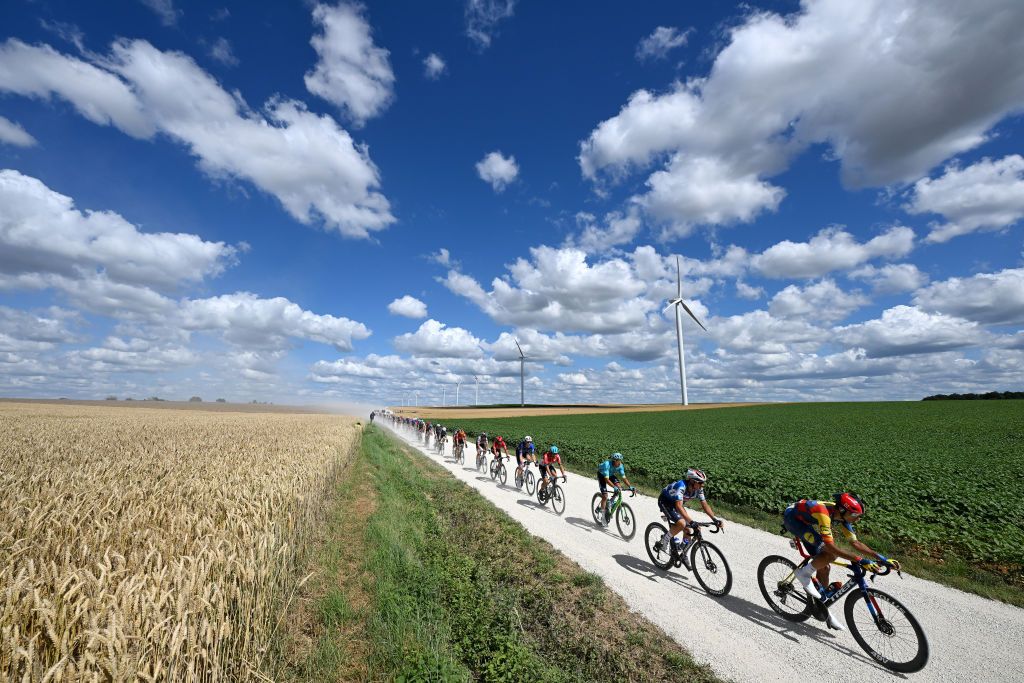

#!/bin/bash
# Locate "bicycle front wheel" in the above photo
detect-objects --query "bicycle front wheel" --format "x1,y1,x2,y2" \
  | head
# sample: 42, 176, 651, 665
644, 522, 673, 570
514, 467, 524, 488
590, 493, 604, 525
616, 503, 636, 540
489, 459, 498, 480
525, 469, 536, 495
691, 541, 732, 596
498, 463, 507, 485
757, 555, 812, 622
550, 485, 566, 515
845, 588, 929, 673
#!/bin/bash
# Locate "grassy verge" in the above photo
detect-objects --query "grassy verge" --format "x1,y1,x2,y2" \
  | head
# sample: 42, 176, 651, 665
279, 437, 376, 681
289, 425, 721, 682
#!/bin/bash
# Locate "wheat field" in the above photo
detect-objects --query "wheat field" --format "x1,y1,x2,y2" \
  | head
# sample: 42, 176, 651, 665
0, 402, 360, 682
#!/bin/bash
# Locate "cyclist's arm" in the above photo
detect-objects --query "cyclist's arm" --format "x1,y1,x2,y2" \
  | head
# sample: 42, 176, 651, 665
699, 499, 721, 524
558, 458, 566, 478
620, 476, 633, 489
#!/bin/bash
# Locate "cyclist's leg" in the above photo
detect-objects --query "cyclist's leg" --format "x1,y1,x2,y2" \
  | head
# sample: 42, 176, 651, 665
598, 475, 609, 510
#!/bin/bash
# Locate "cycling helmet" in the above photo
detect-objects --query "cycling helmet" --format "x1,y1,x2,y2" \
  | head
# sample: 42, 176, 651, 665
550, 446, 559, 454
685, 467, 707, 483
611, 452, 623, 461
524, 435, 533, 443
834, 492, 865, 516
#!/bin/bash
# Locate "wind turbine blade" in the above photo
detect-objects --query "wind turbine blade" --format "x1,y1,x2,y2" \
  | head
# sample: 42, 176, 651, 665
514, 338, 525, 358
675, 255, 682, 299
664, 299, 681, 314
680, 300, 708, 332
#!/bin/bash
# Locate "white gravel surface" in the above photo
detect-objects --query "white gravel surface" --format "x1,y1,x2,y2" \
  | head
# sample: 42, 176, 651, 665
385, 426, 1024, 682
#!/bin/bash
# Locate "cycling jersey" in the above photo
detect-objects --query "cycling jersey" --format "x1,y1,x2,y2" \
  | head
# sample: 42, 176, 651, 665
493, 438, 506, 451
542, 451, 562, 466
785, 499, 857, 546
597, 460, 625, 479
661, 480, 705, 503
516, 441, 535, 457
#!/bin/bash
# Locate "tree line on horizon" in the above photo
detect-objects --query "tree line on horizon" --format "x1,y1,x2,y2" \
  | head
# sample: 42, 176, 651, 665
922, 391, 1024, 401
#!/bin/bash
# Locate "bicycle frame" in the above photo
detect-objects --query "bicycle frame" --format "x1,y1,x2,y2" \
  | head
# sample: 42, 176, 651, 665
785, 536, 888, 618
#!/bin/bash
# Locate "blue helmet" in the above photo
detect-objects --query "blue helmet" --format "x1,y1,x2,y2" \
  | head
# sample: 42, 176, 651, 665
611, 452, 623, 462
550, 445, 559, 454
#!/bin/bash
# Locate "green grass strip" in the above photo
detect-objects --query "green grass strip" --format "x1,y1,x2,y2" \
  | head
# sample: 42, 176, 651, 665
360, 425, 720, 682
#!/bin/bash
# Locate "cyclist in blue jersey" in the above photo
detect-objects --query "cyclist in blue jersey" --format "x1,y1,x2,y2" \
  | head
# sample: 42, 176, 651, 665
654, 468, 723, 570
596, 453, 634, 525
514, 435, 536, 480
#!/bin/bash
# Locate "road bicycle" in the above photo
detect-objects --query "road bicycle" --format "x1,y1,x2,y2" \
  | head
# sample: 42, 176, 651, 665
644, 519, 732, 596
454, 440, 465, 465
514, 459, 536, 494
591, 487, 636, 540
489, 454, 508, 484
756, 537, 928, 673
435, 435, 446, 455
536, 475, 567, 515
475, 447, 488, 473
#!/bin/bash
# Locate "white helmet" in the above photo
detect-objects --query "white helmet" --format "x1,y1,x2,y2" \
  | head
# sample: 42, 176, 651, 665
524, 435, 533, 443
685, 467, 707, 483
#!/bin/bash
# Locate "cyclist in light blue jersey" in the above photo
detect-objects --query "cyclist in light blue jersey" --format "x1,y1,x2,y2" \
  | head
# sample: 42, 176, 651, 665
654, 468, 723, 570
596, 453, 634, 524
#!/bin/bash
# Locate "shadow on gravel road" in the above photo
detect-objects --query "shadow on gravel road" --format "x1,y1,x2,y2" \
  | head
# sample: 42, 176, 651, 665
517, 498, 556, 515
565, 516, 626, 541
609, 554, 903, 677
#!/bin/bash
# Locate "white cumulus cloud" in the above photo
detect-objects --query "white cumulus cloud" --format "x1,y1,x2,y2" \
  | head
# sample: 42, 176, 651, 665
476, 151, 519, 192
752, 226, 915, 279
0, 116, 36, 147
905, 155, 1024, 243
913, 268, 1024, 326
305, 3, 395, 125
636, 26, 690, 61
465, 0, 516, 49
423, 53, 446, 79
387, 295, 428, 318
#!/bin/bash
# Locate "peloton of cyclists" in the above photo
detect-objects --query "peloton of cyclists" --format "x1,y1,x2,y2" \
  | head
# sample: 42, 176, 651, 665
783, 493, 900, 631
654, 468, 723, 571
596, 452, 635, 525
537, 445, 567, 496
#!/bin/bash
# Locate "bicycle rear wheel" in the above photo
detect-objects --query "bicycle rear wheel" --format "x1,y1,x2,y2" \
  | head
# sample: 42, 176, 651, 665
525, 469, 536, 495
757, 555, 812, 622
644, 522, 673, 570
691, 541, 732, 596
489, 458, 498, 480
616, 503, 636, 540
550, 484, 566, 515
515, 467, 524, 488
845, 588, 929, 673
498, 463, 507, 485
590, 493, 604, 525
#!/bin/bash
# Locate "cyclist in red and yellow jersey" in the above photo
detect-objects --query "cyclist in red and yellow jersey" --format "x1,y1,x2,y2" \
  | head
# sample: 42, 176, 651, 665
783, 493, 900, 631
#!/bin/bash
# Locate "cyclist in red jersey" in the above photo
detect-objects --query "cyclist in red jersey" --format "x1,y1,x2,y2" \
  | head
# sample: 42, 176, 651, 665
537, 445, 566, 496
491, 435, 508, 458
783, 493, 900, 631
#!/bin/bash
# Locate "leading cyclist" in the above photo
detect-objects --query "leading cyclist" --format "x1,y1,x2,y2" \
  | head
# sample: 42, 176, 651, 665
783, 493, 900, 631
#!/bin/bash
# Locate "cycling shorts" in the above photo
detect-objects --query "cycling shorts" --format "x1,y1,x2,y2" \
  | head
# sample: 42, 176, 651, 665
658, 492, 683, 523
598, 475, 620, 493
783, 506, 825, 555
516, 451, 532, 467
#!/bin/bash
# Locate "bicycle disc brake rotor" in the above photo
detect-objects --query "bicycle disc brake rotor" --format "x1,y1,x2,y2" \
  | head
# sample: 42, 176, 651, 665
877, 618, 895, 636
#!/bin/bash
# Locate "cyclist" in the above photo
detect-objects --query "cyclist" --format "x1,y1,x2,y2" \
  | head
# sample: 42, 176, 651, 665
475, 432, 489, 459
437, 424, 447, 452
514, 435, 536, 480
654, 468, 723, 571
784, 493, 900, 631
454, 427, 467, 455
597, 453, 635, 525
538, 445, 566, 496
491, 435, 508, 458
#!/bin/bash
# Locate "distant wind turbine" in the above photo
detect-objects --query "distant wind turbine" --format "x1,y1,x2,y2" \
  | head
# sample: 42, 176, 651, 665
665, 256, 707, 406
515, 339, 528, 407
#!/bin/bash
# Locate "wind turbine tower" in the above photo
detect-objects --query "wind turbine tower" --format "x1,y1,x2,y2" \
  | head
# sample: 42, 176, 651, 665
665, 256, 707, 406
515, 339, 528, 407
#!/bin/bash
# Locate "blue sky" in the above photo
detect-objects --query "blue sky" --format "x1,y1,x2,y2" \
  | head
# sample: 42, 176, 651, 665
1, 0, 1023, 406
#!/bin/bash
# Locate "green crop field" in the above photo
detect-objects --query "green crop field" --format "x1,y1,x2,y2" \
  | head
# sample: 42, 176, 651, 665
424, 401, 1024, 569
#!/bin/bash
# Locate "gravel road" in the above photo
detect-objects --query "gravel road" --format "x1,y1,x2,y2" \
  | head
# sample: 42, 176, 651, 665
385, 426, 1024, 682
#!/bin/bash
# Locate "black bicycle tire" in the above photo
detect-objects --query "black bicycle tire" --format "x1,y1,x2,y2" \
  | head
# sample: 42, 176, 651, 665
551, 484, 566, 515
844, 588, 929, 673
515, 468, 524, 488
644, 522, 673, 570
757, 555, 812, 622
591, 493, 604, 524
525, 469, 536, 495
616, 503, 636, 540
691, 541, 732, 596
498, 463, 507, 485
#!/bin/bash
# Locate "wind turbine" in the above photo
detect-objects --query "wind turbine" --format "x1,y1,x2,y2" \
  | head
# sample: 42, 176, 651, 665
514, 339, 528, 407
474, 375, 480, 405
455, 380, 462, 406
665, 255, 707, 406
